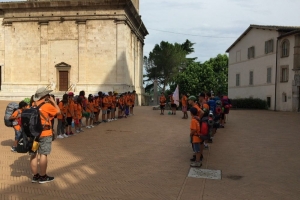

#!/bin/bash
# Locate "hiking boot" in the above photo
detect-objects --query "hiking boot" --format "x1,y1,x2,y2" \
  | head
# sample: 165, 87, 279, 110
190, 162, 202, 168
32, 173, 40, 183
11, 146, 17, 153
39, 175, 54, 184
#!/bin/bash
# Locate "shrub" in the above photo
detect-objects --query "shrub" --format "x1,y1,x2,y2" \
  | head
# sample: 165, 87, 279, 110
231, 98, 268, 110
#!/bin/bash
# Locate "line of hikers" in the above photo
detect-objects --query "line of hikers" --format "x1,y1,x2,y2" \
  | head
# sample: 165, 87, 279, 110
4, 88, 136, 184
159, 91, 231, 167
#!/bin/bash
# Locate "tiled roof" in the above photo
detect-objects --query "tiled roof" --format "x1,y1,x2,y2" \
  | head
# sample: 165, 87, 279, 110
226, 24, 300, 52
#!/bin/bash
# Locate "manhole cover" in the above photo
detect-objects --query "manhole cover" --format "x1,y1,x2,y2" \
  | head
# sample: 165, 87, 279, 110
188, 168, 221, 180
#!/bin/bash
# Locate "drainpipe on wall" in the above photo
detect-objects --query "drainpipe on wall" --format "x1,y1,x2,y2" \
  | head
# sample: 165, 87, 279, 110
274, 38, 279, 111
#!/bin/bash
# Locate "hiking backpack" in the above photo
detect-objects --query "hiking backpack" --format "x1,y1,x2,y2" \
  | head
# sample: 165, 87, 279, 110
16, 131, 31, 153
21, 102, 46, 137
222, 96, 230, 109
4, 102, 19, 127
195, 116, 213, 140
215, 100, 222, 115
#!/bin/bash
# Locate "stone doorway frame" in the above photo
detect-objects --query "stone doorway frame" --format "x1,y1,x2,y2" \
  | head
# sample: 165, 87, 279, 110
55, 62, 71, 92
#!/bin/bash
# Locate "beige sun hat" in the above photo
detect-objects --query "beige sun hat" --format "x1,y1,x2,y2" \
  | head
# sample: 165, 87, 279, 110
33, 87, 53, 101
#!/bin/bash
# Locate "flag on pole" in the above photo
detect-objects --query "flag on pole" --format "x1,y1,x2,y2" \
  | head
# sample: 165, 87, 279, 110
173, 84, 180, 107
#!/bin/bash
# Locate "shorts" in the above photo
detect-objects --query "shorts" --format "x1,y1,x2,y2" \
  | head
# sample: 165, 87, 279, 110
171, 103, 177, 108
224, 108, 230, 114
66, 117, 72, 125
102, 109, 107, 114
221, 113, 225, 120
160, 105, 165, 109
14, 129, 22, 141
192, 143, 201, 153
38, 136, 52, 155
182, 106, 187, 112
119, 105, 124, 111
90, 112, 95, 119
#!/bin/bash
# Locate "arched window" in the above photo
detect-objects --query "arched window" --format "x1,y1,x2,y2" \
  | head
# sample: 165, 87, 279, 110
281, 39, 290, 57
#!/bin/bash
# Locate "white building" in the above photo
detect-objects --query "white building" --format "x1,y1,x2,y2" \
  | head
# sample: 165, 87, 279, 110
226, 25, 300, 111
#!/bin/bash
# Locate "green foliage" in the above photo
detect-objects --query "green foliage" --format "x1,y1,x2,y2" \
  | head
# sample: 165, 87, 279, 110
203, 54, 228, 95
171, 54, 228, 96
171, 62, 216, 96
144, 41, 190, 92
231, 98, 268, 109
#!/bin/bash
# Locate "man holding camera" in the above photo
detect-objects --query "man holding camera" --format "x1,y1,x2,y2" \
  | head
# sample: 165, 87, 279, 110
30, 87, 60, 184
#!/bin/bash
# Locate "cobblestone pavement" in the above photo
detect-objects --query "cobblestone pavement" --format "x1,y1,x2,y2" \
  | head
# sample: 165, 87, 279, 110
0, 101, 300, 200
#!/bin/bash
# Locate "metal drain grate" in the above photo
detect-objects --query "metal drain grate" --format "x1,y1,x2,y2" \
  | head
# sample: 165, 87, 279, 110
188, 168, 222, 180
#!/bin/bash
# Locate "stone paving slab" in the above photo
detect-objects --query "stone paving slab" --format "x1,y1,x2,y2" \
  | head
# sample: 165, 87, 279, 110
0, 101, 300, 200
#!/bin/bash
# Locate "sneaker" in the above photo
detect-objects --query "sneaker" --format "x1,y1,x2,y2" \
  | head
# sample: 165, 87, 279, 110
63, 133, 69, 138
90, 125, 95, 128
204, 144, 209, 149
190, 155, 196, 162
80, 129, 84, 132
107, 119, 111, 122
31, 173, 40, 183
114, 118, 118, 121
190, 162, 202, 168
69, 132, 74, 136
76, 130, 80, 133
86, 126, 91, 129
57, 135, 64, 139
11, 146, 17, 153
39, 175, 54, 184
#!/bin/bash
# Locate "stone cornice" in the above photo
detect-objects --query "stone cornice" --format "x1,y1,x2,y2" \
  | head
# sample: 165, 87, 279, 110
0, 0, 148, 39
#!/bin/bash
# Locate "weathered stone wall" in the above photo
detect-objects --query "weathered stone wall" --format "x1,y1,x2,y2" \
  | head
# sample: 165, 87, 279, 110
0, 0, 148, 105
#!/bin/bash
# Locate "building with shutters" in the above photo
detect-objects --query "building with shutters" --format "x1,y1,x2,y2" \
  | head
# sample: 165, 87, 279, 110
226, 25, 300, 111
0, 0, 148, 105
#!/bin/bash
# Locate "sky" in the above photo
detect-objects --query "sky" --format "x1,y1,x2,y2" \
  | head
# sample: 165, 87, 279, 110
140, 0, 300, 62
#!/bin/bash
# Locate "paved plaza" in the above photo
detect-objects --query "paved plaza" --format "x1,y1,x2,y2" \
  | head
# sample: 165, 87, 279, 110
0, 101, 300, 200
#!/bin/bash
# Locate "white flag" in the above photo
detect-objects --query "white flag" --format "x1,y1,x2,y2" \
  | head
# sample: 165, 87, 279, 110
173, 85, 180, 107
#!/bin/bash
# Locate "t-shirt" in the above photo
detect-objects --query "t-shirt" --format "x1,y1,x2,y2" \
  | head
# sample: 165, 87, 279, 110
170, 96, 174, 104
67, 100, 74, 117
181, 95, 187, 107
102, 97, 109, 109
57, 101, 67, 120
11, 109, 22, 131
107, 96, 113, 107
111, 96, 117, 108
125, 95, 131, 105
36, 101, 57, 137
131, 94, 136, 105
94, 99, 100, 112
193, 104, 201, 117
159, 96, 166, 105
86, 101, 94, 113
76, 103, 82, 119
190, 118, 201, 143
119, 97, 124, 106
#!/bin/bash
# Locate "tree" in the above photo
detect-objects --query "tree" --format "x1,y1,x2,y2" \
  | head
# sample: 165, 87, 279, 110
204, 54, 228, 95
171, 54, 228, 96
171, 62, 217, 96
144, 41, 189, 92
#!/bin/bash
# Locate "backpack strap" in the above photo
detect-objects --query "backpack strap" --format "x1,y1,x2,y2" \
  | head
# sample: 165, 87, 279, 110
37, 102, 50, 126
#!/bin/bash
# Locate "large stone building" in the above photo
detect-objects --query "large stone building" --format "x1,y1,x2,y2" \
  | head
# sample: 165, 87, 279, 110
226, 25, 300, 111
0, 0, 148, 105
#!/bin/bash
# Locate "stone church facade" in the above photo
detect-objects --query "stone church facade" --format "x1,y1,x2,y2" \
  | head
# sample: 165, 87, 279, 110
0, 0, 148, 105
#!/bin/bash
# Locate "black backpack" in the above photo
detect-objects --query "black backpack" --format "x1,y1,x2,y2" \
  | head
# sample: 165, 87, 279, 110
16, 131, 32, 153
21, 102, 47, 138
